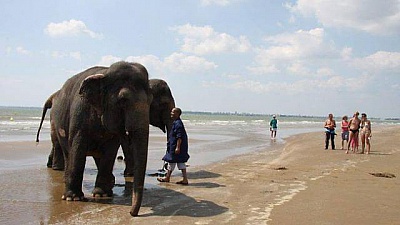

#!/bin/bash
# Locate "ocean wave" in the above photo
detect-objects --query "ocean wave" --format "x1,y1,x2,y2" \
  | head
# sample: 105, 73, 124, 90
279, 121, 322, 125
0, 120, 48, 126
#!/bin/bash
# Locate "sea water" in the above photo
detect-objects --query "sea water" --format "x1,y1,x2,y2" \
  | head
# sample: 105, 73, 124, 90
0, 106, 399, 173
0, 106, 399, 224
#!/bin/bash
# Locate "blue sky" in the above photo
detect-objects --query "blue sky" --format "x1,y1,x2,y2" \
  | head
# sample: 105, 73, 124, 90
1, 0, 399, 118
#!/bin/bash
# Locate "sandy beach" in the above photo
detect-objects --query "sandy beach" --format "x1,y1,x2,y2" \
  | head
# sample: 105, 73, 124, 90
0, 126, 399, 224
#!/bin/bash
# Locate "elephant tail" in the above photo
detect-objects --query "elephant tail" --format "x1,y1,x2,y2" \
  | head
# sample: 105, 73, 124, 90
36, 91, 57, 143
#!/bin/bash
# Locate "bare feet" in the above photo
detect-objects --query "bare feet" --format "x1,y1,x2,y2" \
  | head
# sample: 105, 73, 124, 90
157, 177, 170, 183
176, 180, 189, 185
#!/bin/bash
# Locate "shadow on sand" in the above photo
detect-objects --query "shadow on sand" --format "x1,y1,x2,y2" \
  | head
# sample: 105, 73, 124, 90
187, 170, 222, 179
368, 151, 392, 156
47, 169, 228, 218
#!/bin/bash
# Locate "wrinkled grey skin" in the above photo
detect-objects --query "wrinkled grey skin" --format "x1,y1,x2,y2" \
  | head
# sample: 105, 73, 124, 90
42, 61, 151, 216
36, 90, 64, 170
37, 79, 175, 175
122, 79, 175, 176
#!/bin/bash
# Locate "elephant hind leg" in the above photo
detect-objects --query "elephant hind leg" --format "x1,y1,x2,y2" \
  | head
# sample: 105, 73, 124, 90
52, 143, 65, 171
47, 154, 53, 168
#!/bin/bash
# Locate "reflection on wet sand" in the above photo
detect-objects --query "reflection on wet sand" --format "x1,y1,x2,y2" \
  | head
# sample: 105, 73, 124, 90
0, 150, 230, 224
0, 121, 271, 224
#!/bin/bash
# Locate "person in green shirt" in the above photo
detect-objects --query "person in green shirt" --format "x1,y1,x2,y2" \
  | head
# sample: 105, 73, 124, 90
269, 115, 278, 139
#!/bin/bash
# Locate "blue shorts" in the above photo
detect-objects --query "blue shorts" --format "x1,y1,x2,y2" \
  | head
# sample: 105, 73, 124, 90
341, 131, 349, 140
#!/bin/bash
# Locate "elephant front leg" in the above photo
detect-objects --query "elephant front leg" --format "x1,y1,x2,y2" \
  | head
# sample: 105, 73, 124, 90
121, 139, 134, 177
62, 136, 87, 201
93, 139, 119, 198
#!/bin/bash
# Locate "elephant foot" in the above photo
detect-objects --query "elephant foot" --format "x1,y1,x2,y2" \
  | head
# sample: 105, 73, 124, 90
62, 190, 86, 201
92, 187, 113, 198
46, 157, 52, 168
52, 166, 64, 171
130, 210, 139, 217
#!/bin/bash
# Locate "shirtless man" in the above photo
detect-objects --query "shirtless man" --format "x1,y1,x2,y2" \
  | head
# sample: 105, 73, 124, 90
324, 113, 336, 150
360, 113, 372, 154
346, 112, 361, 154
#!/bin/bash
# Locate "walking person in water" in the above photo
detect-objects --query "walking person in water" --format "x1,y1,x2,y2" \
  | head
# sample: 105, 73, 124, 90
346, 112, 361, 154
324, 113, 336, 150
269, 115, 278, 139
360, 113, 372, 154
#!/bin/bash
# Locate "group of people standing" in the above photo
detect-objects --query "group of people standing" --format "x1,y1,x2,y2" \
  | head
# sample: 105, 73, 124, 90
324, 112, 372, 154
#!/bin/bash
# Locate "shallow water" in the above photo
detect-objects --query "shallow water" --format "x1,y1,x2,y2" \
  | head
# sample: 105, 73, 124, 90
6, 108, 388, 224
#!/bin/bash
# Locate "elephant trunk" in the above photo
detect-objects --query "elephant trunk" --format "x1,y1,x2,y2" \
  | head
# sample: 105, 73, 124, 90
129, 128, 149, 216
123, 100, 150, 217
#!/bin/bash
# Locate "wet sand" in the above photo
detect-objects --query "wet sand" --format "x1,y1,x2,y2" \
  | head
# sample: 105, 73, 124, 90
0, 127, 399, 224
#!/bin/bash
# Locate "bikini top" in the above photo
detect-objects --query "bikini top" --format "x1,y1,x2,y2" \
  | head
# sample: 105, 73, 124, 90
361, 121, 370, 129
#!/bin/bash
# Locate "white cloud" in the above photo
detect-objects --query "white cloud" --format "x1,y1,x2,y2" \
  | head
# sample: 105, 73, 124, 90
287, 63, 335, 78
264, 28, 332, 59
205, 75, 367, 95
5, 46, 31, 55
201, 0, 234, 6
126, 55, 164, 73
286, 0, 400, 35
287, 62, 310, 76
163, 52, 217, 72
97, 55, 122, 66
341, 47, 353, 60
352, 51, 400, 72
222, 73, 242, 80
249, 28, 337, 75
5, 47, 12, 55
100, 53, 217, 74
50, 51, 82, 60
16, 46, 30, 55
69, 52, 81, 61
316, 67, 335, 77
171, 24, 251, 55
44, 19, 103, 39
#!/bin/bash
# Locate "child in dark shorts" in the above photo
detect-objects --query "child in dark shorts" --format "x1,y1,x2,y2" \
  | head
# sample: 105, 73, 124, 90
341, 115, 349, 150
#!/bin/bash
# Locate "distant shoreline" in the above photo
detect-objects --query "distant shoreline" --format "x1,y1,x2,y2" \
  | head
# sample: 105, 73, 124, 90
0, 105, 399, 120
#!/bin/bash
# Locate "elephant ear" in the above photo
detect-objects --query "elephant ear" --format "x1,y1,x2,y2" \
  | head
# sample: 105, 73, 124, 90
79, 74, 105, 110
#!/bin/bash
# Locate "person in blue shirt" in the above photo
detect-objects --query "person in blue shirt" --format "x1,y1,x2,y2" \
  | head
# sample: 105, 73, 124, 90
270, 115, 278, 139
157, 108, 190, 185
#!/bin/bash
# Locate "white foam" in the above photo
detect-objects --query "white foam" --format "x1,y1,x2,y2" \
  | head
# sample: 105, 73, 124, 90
247, 181, 307, 225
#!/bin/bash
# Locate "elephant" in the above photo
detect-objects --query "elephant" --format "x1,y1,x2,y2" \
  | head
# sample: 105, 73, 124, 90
42, 61, 152, 216
36, 79, 176, 175
122, 78, 175, 176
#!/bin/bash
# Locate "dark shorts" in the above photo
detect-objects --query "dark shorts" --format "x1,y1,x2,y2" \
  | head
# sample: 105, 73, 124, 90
342, 131, 349, 140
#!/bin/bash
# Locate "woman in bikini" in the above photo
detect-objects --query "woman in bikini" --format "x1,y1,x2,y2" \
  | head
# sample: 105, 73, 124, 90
346, 112, 361, 154
360, 113, 372, 154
